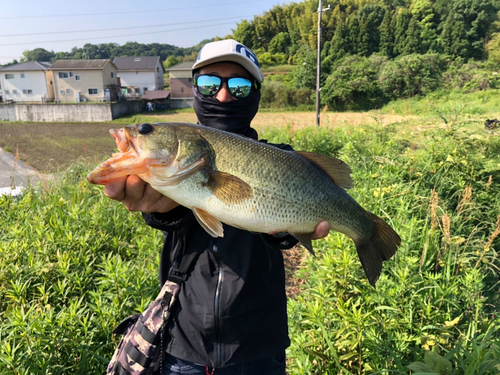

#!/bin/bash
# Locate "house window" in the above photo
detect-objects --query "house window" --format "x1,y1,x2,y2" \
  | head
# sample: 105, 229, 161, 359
60, 89, 65, 95
12, 89, 17, 94
134, 57, 141, 61
4, 90, 9, 94
27, 89, 32, 94
23, 89, 33, 94
127, 88, 132, 93
75, 75, 81, 81
143, 87, 147, 93
69, 72, 74, 78
188, 78, 192, 82
88, 88, 98, 95
5, 74, 14, 79
181, 87, 184, 93
66, 89, 71, 94
111, 72, 114, 78
157, 67, 159, 73
58, 72, 69, 79
20, 73, 25, 78
136, 71, 139, 74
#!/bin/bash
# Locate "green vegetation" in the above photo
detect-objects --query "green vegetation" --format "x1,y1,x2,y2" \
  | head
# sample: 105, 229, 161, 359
1, 115, 499, 374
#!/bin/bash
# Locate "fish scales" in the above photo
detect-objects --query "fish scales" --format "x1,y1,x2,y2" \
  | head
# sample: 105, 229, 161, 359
195, 126, 369, 236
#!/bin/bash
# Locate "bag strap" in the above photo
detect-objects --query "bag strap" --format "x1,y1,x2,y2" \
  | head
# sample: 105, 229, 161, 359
166, 233, 199, 285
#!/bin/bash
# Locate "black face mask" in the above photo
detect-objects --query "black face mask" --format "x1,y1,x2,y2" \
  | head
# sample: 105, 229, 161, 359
193, 86, 260, 139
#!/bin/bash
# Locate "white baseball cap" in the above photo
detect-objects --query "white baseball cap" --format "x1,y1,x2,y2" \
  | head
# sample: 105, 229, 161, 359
192, 39, 264, 83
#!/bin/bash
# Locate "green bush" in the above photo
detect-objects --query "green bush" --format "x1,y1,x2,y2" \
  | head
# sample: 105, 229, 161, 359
321, 54, 388, 111
260, 81, 314, 109
378, 54, 449, 99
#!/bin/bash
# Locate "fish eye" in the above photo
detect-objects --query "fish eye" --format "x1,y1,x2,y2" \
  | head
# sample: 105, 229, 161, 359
138, 123, 154, 135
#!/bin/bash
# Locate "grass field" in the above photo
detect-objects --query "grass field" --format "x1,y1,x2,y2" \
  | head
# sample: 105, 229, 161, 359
1, 100, 500, 374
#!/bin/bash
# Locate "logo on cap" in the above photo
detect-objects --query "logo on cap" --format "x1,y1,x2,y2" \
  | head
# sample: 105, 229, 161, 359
236, 44, 260, 68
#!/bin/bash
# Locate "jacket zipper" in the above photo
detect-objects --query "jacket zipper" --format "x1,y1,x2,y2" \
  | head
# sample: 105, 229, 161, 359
212, 240, 223, 367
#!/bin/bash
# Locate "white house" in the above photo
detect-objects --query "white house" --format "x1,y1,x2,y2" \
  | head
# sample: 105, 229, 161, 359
113, 56, 164, 98
0, 61, 54, 103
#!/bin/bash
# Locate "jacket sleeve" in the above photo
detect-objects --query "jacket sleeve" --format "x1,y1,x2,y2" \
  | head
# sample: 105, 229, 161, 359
142, 206, 193, 232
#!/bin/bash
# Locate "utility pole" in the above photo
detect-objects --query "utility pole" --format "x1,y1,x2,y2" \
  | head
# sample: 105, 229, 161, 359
316, 0, 330, 126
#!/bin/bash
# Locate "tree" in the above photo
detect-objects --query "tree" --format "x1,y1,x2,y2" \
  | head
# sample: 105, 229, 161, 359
403, 16, 423, 54
440, 13, 469, 58
394, 8, 411, 55
22, 48, 56, 62
379, 8, 395, 58
164, 56, 179, 69
358, 5, 385, 56
347, 15, 361, 55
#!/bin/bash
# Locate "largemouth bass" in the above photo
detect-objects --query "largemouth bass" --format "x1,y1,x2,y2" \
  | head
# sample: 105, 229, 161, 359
88, 122, 401, 286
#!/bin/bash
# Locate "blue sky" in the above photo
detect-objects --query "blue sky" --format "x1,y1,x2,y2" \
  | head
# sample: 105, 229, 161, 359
0, 0, 293, 64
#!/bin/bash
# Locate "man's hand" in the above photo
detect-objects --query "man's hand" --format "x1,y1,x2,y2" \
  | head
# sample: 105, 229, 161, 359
312, 221, 330, 240
103, 175, 179, 213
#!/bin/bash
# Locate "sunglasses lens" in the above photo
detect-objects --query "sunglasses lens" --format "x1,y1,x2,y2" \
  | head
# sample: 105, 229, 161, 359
228, 77, 252, 98
196, 75, 221, 96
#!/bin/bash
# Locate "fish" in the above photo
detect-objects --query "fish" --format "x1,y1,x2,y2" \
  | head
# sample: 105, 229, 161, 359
87, 122, 401, 286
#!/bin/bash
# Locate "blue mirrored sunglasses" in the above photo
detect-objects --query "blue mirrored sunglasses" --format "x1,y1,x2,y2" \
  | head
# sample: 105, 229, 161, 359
194, 74, 256, 99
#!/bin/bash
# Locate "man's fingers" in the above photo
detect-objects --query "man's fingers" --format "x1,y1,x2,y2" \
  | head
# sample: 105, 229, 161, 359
103, 176, 127, 201
123, 175, 149, 203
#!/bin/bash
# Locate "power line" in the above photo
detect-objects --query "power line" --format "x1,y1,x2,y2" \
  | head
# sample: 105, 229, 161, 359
0, 21, 243, 47
0, 15, 254, 38
0, 0, 266, 20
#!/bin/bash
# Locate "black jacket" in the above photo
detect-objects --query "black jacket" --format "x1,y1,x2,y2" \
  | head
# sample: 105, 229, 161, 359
142, 142, 298, 369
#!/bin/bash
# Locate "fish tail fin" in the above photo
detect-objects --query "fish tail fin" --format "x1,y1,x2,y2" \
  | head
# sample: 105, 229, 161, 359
355, 212, 401, 287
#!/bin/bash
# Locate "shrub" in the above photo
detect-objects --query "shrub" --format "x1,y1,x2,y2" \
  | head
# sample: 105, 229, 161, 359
378, 53, 449, 99
321, 54, 388, 111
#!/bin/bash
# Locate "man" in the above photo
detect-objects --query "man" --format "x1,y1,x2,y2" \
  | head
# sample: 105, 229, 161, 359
104, 39, 329, 375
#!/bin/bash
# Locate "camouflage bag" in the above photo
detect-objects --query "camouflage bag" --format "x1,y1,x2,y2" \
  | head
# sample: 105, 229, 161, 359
107, 242, 198, 375
106, 279, 180, 375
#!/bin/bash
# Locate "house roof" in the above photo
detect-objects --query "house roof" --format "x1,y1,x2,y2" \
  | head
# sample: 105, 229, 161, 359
113, 56, 163, 72
166, 61, 195, 71
141, 90, 170, 100
0, 61, 51, 71
49, 59, 115, 70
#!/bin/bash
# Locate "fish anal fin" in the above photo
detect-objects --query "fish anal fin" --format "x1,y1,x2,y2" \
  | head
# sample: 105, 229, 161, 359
192, 207, 224, 237
295, 151, 353, 190
205, 171, 253, 204
354, 212, 401, 287
291, 232, 316, 256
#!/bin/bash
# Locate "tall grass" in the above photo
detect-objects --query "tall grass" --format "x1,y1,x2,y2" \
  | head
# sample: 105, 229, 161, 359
0, 164, 163, 374
0, 121, 499, 374
261, 122, 500, 374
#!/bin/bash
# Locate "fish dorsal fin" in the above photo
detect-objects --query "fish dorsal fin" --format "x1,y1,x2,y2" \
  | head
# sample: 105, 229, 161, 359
290, 232, 316, 256
192, 207, 224, 237
205, 170, 253, 205
295, 151, 353, 190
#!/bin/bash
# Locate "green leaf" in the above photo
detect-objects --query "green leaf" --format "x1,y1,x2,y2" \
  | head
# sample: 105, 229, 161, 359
424, 351, 453, 375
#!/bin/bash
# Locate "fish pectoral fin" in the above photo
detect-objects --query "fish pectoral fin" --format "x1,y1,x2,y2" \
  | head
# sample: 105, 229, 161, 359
295, 151, 353, 190
192, 207, 224, 237
205, 171, 253, 205
148, 157, 206, 186
290, 232, 316, 256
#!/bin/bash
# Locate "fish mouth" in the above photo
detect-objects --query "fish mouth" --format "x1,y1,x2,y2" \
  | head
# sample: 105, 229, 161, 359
87, 127, 149, 185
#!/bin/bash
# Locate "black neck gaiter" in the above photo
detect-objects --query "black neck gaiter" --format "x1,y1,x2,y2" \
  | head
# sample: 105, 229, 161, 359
193, 86, 260, 139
